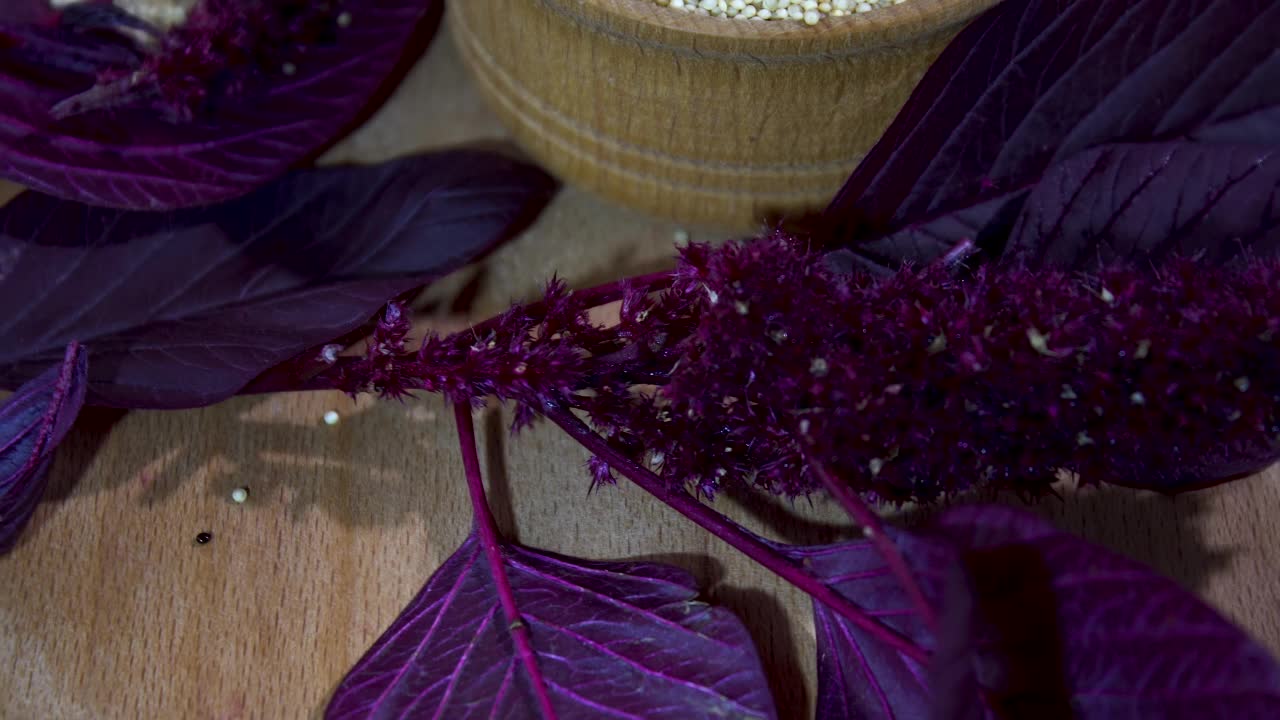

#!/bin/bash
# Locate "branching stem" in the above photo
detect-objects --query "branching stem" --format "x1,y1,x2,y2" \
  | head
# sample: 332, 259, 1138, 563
454, 403, 559, 720
545, 401, 931, 665
807, 459, 938, 632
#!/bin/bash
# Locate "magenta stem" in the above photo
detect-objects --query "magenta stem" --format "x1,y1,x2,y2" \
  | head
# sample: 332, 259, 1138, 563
807, 459, 939, 632
454, 403, 560, 720
23, 342, 83, 473
563, 269, 674, 308
468, 269, 675, 337
545, 402, 930, 665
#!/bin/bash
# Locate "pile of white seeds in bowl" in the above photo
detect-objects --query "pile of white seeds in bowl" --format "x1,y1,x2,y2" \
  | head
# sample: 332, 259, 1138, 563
654, 0, 907, 25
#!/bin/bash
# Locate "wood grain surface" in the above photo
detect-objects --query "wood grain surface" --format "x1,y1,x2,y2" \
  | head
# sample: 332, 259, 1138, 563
451, 0, 999, 229
3, 12, 1280, 720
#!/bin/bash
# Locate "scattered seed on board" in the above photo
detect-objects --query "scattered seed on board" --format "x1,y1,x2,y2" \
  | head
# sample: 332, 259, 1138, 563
230, 487, 249, 504
195, 532, 212, 545
654, 0, 908, 24
323, 410, 341, 425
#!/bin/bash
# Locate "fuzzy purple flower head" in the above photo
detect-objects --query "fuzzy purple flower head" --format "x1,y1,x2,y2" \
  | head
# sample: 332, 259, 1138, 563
332, 232, 1280, 504
658, 235, 1280, 501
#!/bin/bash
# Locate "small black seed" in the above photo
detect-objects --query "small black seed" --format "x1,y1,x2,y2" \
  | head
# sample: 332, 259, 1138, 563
195, 532, 212, 545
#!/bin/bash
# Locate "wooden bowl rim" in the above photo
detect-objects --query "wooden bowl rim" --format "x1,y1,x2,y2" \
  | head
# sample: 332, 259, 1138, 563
545, 0, 999, 53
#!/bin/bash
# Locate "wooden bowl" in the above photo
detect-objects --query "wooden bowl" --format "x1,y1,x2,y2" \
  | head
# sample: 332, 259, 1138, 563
452, 0, 998, 230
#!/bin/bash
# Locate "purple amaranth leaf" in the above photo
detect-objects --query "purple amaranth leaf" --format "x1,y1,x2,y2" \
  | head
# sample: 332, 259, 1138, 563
326, 532, 776, 719
0, 150, 555, 408
934, 505, 1280, 717
0, 0, 439, 209
773, 531, 959, 719
823, 0, 1280, 265
925, 564, 985, 720
0, 342, 86, 553
1007, 142, 1280, 268
789, 505, 1280, 719
841, 195, 1018, 269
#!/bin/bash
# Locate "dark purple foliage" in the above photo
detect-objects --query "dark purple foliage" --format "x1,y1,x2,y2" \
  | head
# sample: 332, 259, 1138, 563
932, 505, 1280, 717
789, 505, 1280, 719
823, 0, 1280, 267
0, 150, 555, 408
778, 533, 953, 719
0, 0, 439, 209
1008, 142, 1280, 268
325, 532, 776, 719
925, 565, 984, 720
0, 342, 86, 553
841, 195, 1016, 273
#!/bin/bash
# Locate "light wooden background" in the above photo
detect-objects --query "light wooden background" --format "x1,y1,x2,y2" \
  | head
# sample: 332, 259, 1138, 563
3, 14, 1279, 720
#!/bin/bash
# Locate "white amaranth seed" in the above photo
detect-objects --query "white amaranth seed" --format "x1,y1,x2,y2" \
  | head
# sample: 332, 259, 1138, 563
653, 0, 907, 23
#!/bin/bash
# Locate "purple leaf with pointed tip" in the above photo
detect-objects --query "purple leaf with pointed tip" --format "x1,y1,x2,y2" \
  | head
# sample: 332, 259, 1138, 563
0, 342, 86, 554
0, 0, 438, 209
794, 505, 1280, 719
0, 150, 556, 408
824, 0, 1280, 266
1007, 142, 1280, 268
327, 532, 776, 720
